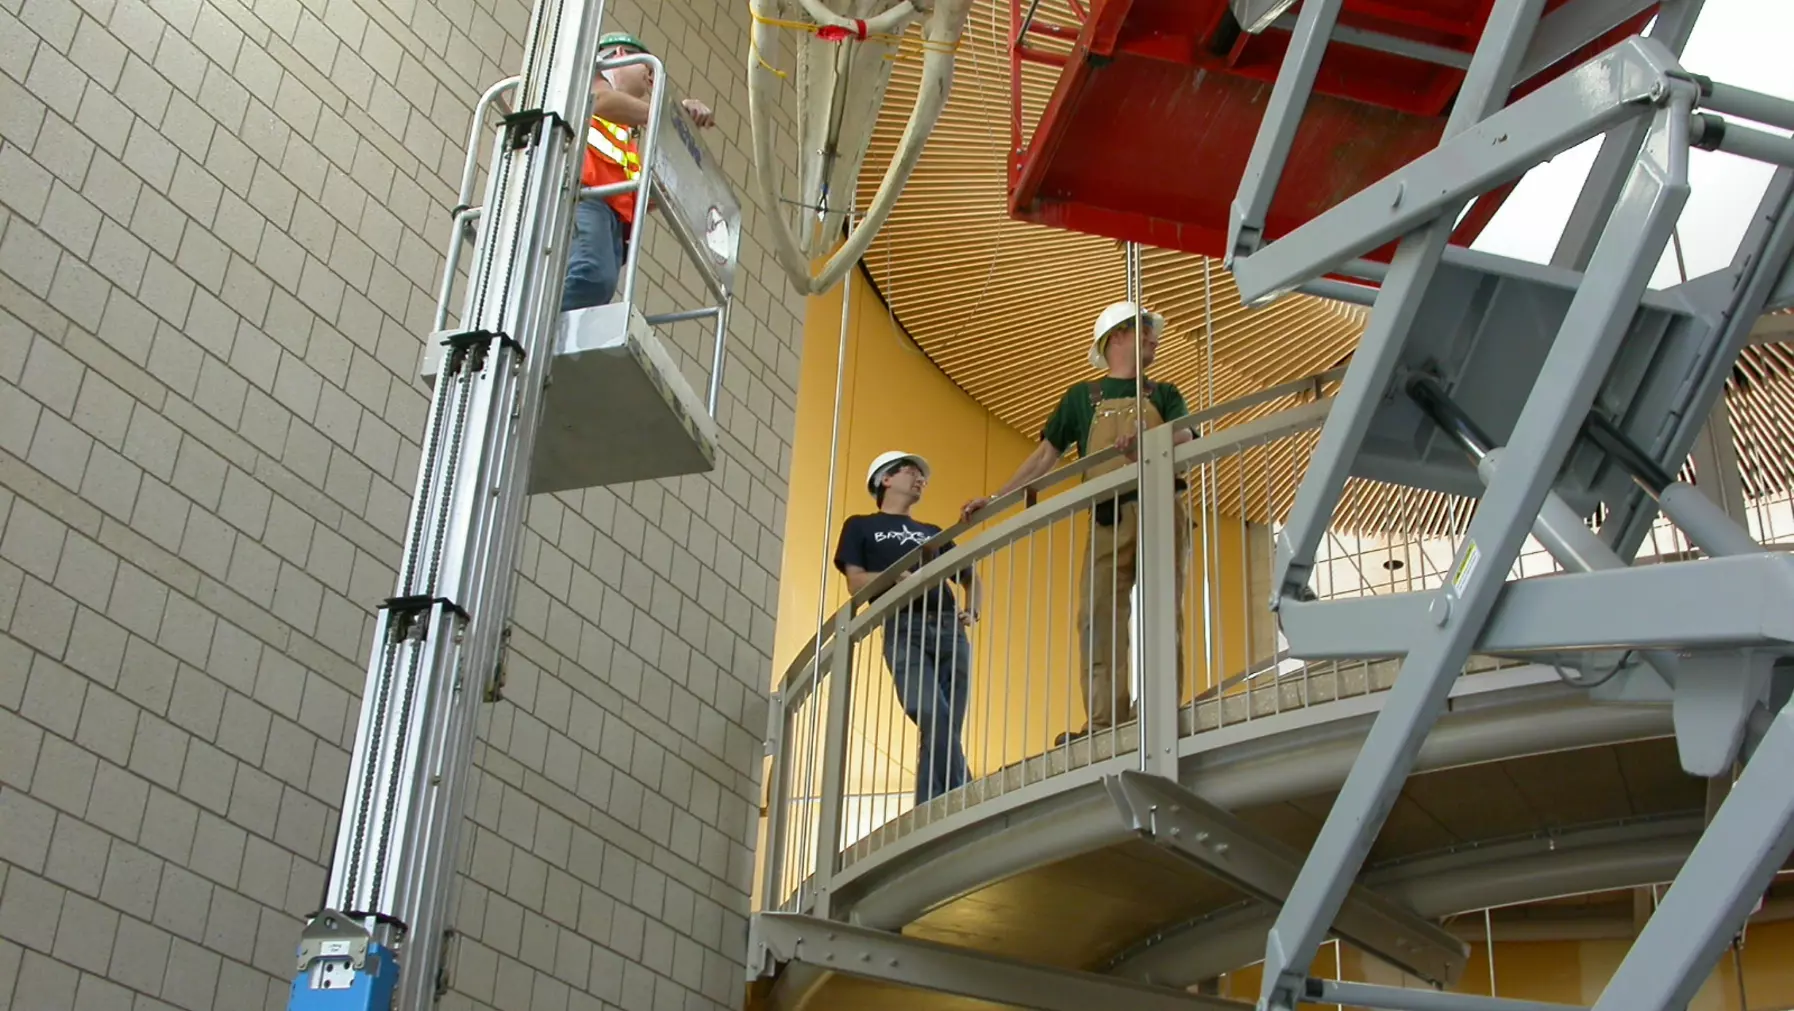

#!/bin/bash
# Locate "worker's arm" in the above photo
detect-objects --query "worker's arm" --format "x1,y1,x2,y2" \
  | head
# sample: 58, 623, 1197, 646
590, 76, 716, 129
960, 439, 1061, 520
591, 76, 651, 127
841, 563, 879, 595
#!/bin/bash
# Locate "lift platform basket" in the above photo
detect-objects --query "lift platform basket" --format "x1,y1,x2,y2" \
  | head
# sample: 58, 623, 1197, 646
420, 303, 719, 494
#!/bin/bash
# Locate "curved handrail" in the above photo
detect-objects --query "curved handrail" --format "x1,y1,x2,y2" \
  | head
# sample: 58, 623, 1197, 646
772, 364, 1347, 700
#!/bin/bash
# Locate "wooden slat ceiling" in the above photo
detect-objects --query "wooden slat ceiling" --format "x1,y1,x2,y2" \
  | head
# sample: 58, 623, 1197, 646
838, 2, 1794, 533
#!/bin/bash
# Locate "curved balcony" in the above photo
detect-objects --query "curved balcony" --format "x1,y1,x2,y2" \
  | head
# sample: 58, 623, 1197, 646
747, 368, 1775, 1010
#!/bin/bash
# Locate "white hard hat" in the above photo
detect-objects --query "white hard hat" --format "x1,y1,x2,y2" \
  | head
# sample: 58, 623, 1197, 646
866, 451, 930, 496
1088, 301, 1167, 371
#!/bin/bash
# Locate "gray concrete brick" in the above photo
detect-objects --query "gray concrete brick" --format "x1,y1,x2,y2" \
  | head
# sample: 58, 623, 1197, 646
64, 16, 123, 89
161, 935, 220, 1011
190, 7, 244, 76
201, 885, 257, 962
36, 110, 97, 189
44, 248, 109, 332
137, 784, 198, 866
21, 655, 85, 743
71, 78, 131, 160
151, 862, 212, 941
99, 840, 160, 921
14, 949, 81, 1008
30, 734, 97, 822
76, 444, 139, 527
130, 474, 190, 555
25, 40, 88, 120
150, 28, 206, 100
128, 712, 187, 793
0, 700, 46, 789
73, 973, 136, 1011
0, 12, 44, 89
0, 219, 61, 297
80, 758, 146, 842
12, 570, 77, 655
42, 177, 104, 258
0, 786, 56, 872
87, 214, 150, 293
106, 914, 169, 994
4, 495, 69, 582
213, 191, 265, 262
53, 890, 120, 973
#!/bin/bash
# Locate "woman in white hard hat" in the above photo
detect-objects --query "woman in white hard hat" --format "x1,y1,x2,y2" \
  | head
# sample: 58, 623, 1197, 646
960, 301, 1195, 745
834, 451, 981, 803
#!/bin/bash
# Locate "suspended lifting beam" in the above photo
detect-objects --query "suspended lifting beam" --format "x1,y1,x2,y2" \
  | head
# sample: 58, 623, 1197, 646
755, 914, 1247, 1011
1215, 1, 1794, 1009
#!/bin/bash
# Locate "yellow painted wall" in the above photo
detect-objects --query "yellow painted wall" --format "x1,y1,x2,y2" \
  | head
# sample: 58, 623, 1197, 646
771, 268, 1034, 682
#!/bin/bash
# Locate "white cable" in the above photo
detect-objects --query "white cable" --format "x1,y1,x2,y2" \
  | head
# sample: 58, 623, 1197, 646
748, 0, 972, 294
799, 199, 858, 912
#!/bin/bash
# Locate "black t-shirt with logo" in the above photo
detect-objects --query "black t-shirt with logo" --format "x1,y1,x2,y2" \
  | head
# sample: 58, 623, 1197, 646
833, 512, 968, 613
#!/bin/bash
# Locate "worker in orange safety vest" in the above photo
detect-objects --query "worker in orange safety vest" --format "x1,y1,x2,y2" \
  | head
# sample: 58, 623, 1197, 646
562, 31, 716, 312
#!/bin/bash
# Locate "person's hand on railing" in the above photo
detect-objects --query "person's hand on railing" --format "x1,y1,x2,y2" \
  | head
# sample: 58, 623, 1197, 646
681, 98, 715, 127
960, 496, 993, 522
1115, 431, 1139, 461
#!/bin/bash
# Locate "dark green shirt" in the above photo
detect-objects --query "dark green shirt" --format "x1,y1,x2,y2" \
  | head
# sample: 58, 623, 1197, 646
1041, 378, 1190, 458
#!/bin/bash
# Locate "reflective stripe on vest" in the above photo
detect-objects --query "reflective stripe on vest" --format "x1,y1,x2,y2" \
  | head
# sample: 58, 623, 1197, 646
587, 118, 641, 177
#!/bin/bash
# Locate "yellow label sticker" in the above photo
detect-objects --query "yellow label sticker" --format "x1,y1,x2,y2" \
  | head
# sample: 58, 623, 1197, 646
1451, 540, 1481, 592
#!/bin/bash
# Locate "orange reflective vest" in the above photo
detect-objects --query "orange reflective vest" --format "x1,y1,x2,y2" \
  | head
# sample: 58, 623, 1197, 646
581, 116, 641, 224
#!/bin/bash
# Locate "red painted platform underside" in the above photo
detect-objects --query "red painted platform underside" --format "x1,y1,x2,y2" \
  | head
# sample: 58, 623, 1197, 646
1009, 0, 1658, 264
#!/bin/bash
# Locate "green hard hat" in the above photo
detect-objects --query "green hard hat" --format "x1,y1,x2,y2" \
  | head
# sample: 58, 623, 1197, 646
599, 31, 648, 54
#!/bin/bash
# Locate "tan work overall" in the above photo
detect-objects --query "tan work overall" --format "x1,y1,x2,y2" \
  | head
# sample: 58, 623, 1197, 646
1077, 384, 1190, 731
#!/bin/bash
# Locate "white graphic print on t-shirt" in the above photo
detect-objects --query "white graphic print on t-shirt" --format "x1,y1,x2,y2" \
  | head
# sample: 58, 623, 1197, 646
872, 526, 930, 548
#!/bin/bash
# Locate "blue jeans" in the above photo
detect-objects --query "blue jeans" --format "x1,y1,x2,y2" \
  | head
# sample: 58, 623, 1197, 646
883, 611, 972, 804
561, 198, 627, 312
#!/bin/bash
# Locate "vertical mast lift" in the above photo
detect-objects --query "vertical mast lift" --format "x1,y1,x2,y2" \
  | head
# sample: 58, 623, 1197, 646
1225, 1, 1794, 1010
283, 0, 743, 1006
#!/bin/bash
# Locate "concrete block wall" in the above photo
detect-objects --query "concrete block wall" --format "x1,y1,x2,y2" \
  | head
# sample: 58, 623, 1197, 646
0, 0, 804, 1003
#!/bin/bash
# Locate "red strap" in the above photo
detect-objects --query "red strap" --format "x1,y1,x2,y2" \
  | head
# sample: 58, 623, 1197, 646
817, 19, 869, 42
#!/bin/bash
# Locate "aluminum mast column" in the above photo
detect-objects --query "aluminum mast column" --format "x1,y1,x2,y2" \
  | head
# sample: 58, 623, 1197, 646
286, 0, 628, 1006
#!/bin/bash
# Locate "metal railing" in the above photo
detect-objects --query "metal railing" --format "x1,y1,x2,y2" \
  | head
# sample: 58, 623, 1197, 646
754, 364, 1787, 917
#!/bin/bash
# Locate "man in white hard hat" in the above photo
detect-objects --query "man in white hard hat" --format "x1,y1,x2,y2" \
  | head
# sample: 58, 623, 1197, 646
961, 302, 1193, 744
835, 451, 982, 803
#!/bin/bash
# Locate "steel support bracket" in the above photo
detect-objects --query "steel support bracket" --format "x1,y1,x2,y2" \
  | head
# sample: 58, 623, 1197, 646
289, 911, 401, 1010
1311, 978, 1586, 1011
1106, 772, 1467, 987
1232, 35, 1680, 304
1672, 650, 1776, 777
754, 913, 1247, 1011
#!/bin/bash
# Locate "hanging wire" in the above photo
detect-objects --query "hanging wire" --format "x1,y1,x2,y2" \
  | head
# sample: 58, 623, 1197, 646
1126, 241, 1149, 744
1484, 907, 1497, 996
801, 201, 858, 910
1731, 920, 1750, 1011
